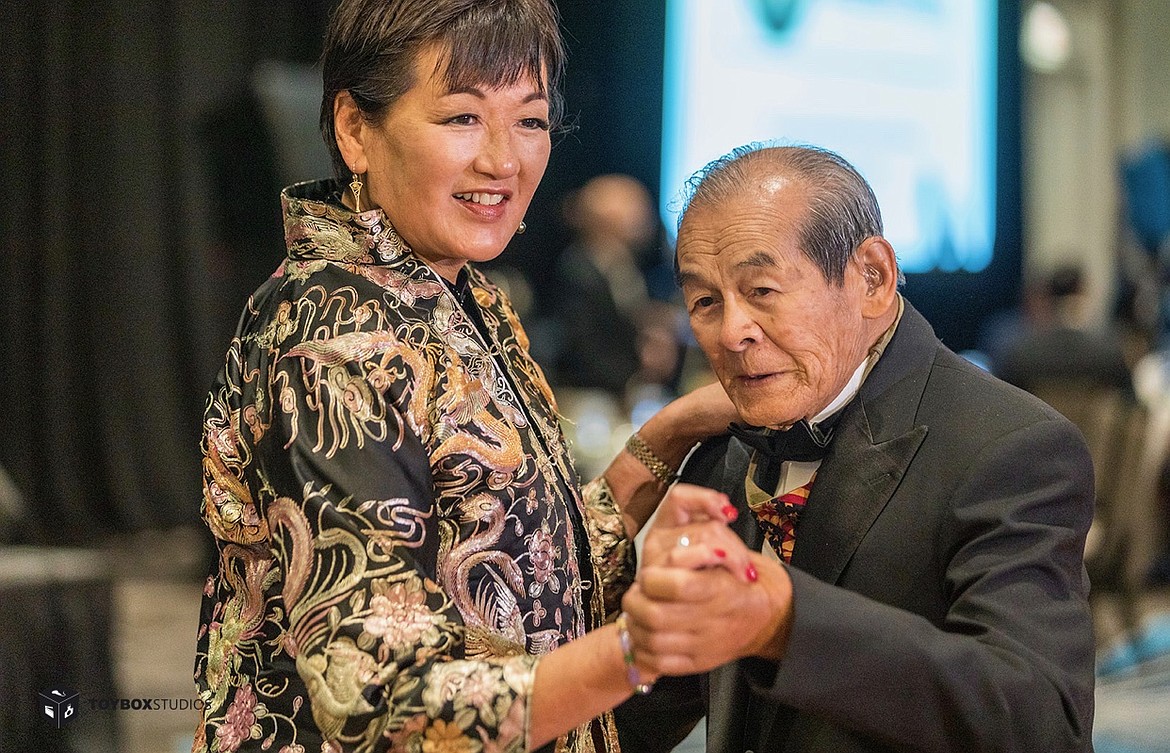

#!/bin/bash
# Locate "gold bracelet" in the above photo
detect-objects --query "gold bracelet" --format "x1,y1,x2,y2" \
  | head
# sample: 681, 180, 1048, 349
625, 432, 677, 486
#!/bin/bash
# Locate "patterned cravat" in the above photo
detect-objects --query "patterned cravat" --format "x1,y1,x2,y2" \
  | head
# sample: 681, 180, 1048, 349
737, 417, 838, 563
747, 471, 816, 563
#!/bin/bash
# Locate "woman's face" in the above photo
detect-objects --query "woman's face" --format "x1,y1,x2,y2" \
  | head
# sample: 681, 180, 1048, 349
357, 45, 552, 281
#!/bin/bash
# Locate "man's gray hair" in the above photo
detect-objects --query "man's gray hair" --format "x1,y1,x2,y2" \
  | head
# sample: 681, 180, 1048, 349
679, 143, 902, 286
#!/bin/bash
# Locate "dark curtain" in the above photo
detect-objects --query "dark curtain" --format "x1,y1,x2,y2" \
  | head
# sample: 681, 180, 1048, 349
0, 1, 330, 545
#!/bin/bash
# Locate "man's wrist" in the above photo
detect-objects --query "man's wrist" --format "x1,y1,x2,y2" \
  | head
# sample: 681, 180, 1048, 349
748, 557, 794, 662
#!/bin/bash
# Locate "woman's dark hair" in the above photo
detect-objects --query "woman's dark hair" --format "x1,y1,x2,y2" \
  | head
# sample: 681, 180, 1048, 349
319, 0, 566, 182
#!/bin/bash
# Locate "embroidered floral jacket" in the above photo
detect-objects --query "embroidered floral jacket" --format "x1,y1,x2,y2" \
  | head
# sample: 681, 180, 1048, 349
193, 180, 633, 753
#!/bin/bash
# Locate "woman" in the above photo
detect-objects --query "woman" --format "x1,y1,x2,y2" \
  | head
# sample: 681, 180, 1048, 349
193, 1, 739, 751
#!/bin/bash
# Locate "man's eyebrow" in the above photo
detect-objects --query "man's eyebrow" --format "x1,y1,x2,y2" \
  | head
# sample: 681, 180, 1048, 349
735, 251, 778, 270
677, 251, 778, 287
675, 269, 703, 288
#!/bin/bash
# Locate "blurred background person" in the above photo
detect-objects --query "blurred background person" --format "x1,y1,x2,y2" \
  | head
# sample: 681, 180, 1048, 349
547, 173, 693, 479
994, 262, 1134, 395
552, 173, 662, 397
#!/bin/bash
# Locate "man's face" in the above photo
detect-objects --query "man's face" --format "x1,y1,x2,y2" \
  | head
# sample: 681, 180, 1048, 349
677, 183, 875, 428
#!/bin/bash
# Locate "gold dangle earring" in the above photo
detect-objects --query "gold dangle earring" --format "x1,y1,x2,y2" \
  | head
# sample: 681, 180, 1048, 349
349, 171, 364, 212
516, 220, 527, 235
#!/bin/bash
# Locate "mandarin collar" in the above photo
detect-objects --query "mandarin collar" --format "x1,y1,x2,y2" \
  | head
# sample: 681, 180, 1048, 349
281, 179, 409, 265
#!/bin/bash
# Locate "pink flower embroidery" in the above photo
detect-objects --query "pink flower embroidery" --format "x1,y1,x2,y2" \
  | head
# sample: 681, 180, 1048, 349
214, 683, 257, 752
528, 528, 558, 585
363, 582, 433, 648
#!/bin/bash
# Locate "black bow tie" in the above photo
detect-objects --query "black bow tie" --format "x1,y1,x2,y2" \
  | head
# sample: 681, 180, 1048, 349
727, 416, 838, 462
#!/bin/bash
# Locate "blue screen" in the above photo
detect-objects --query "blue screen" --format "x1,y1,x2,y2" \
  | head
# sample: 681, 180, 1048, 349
661, 0, 998, 273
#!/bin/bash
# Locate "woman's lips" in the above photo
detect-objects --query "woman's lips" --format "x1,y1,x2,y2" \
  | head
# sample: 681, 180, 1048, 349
454, 193, 509, 219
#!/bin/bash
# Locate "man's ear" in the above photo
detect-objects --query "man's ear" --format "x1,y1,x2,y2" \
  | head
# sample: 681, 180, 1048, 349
853, 236, 899, 318
334, 91, 368, 175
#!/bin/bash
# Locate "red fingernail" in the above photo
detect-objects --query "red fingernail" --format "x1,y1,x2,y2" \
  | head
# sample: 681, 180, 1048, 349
721, 504, 739, 522
745, 564, 758, 582
714, 548, 727, 558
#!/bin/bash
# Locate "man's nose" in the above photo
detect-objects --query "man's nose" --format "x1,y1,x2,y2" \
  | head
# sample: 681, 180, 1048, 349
718, 298, 760, 351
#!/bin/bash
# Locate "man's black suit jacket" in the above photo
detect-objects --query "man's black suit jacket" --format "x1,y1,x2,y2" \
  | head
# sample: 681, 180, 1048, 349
617, 301, 1095, 752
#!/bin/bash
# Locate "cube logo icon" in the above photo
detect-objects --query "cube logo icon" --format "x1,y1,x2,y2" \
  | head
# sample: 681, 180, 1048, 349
38, 688, 79, 729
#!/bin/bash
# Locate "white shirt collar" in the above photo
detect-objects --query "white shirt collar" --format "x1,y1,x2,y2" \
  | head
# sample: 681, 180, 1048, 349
810, 357, 868, 427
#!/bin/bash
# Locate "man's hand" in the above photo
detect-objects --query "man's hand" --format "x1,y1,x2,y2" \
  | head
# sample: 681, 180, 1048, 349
623, 553, 794, 676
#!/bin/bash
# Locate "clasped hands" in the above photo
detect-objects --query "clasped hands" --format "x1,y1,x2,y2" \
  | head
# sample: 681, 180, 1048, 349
621, 484, 794, 685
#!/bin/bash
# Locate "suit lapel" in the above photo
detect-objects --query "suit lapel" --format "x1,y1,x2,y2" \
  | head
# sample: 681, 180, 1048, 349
791, 409, 925, 583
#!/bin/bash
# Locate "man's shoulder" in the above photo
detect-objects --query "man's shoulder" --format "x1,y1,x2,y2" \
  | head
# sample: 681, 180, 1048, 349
909, 346, 1085, 457
931, 346, 1063, 414
858, 328, 1079, 457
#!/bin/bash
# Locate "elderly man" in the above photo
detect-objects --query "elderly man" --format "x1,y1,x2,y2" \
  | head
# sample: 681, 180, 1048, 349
617, 145, 1095, 752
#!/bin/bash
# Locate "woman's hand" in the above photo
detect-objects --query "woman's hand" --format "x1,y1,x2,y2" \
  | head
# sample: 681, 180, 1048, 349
641, 380, 738, 456
638, 482, 756, 584
621, 480, 793, 678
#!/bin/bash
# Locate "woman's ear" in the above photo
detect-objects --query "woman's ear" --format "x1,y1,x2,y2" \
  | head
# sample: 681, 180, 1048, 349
853, 236, 899, 318
334, 91, 368, 175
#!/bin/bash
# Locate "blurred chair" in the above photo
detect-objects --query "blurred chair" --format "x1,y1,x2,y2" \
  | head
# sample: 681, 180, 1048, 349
1027, 380, 1151, 654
